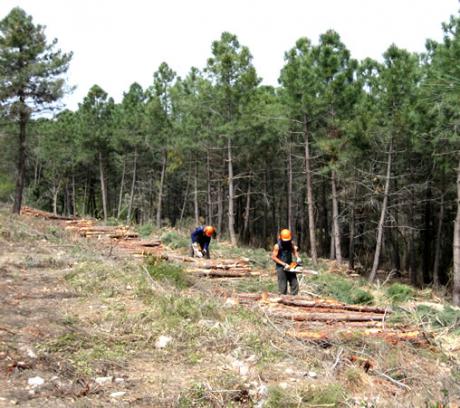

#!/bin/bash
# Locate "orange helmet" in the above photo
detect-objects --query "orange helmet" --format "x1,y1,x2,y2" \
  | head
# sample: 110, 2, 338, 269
204, 225, 215, 237
279, 229, 292, 241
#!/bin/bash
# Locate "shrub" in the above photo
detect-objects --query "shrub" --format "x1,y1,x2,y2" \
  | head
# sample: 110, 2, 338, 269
137, 223, 154, 237
161, 230, 189, 249
313, 273, 374, 304
146, 260, 190, 289
386, 283, 414, 303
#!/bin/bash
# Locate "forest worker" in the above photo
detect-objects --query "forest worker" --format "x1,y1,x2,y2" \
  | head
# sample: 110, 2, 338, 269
190, 225, 216, 259
271, 228, 302, 295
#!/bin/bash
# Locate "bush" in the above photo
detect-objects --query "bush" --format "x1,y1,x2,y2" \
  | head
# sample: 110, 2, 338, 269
386, 283, 414, 303
161, 230, 189, 249
146, 259, 190, 289
312, 273, 374, 305
137, 223, 154, 237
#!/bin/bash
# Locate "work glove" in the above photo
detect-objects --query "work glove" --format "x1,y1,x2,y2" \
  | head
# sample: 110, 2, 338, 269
192, 242, 203, 258
296, 257, 303, 266
283, 264, 291, 272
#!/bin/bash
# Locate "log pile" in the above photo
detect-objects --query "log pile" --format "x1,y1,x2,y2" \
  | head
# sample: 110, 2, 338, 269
222, 291, 427, 345
162, 254, 256, 277
21, 206, 76, 220
115, 239, 162, 256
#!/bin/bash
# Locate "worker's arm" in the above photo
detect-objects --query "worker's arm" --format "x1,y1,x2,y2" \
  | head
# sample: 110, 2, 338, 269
271, 244, 287, 267
292, 243, 302, 263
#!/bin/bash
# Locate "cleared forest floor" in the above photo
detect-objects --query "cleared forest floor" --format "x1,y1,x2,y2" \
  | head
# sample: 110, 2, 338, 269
0, 206, 460, 407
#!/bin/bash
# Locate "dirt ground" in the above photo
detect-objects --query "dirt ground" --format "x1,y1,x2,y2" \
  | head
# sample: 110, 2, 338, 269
1, 211, 460, 407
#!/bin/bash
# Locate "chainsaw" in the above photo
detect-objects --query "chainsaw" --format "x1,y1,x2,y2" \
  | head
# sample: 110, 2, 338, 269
285, 261, 318, 275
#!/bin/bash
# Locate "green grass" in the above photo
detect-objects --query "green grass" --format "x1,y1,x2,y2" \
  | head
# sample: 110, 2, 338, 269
311, 272, 374, 304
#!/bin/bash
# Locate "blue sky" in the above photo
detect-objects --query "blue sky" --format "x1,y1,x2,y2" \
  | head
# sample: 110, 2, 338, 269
1, 0, 459, 111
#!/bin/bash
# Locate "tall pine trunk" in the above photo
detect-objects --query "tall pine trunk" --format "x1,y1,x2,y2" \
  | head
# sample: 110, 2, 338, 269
206, 150, 213, 225
12, 113, 27, 214
117, 156, 126, 220
243, 176, 251, 242
217, 180, 223, 236
369, 140, 392, 282
127, 149, 137, 224
156, 149, 167, 228
227, 137, 237, 246
98, 151, 108, 222
433, 194, 444, 288
287, 143, 293, 232
194, 163, 199, 225
331, 170, 342, 263
453, 159, 460, 306
72, 174, 77, 217
304, 114, 318, 264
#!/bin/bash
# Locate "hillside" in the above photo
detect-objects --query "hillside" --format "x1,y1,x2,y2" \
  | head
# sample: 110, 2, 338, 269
0, 206, 460, 407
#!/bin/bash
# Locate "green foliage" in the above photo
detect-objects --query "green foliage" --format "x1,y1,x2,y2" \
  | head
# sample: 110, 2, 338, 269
416, 305, 460, 332
146, 259, 190, 289
137, 223, 154, 237
265, 385, 297, 407
386, 283, 415, 303
312, 273, 374, 304
161, 230, 189, 249
0, 174, 14, 200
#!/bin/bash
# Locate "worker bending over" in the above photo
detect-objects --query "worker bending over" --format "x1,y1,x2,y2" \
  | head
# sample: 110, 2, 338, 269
190, 225, 216, 259
271, 229, 302, 295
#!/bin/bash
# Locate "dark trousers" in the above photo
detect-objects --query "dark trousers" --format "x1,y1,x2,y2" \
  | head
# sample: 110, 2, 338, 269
276, 267, 299, 295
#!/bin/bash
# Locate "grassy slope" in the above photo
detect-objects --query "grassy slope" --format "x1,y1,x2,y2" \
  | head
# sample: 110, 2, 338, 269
0, 209, 459, 407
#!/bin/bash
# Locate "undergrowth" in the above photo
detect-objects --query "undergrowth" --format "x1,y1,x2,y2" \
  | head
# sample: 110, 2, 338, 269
311, 272, 374, 304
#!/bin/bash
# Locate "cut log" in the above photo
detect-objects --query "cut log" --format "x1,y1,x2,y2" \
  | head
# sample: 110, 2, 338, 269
277, 298, 390, 314
268, 310, 386, 322
188, 269, 252, 278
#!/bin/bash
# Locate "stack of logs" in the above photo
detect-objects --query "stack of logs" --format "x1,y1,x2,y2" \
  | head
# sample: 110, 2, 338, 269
20, 206, 76, 220
225, 292, 427, 345
162, 254, 258, 278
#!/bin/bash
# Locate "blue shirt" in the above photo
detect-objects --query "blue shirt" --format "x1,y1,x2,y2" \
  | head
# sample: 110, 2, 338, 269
191, 226, 211, 251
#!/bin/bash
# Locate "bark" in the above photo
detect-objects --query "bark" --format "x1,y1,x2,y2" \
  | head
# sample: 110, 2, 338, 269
127, 149, 138, 224
227, 137, 237, 246
331, 170, 342, 263
12, 113, 27, 214
369, 140, 392, 282
453, 158, 460, 306
98, 151, 108, 222
156, 149, 167, 228
117, 155, 126, 219
433, 194, 444, 288
194, 163, 199, 225
304, 115, 318, 264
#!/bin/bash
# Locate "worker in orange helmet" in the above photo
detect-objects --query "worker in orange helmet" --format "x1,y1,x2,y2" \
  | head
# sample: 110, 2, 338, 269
190, 225, 216, 259
271, 228, 302, 295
